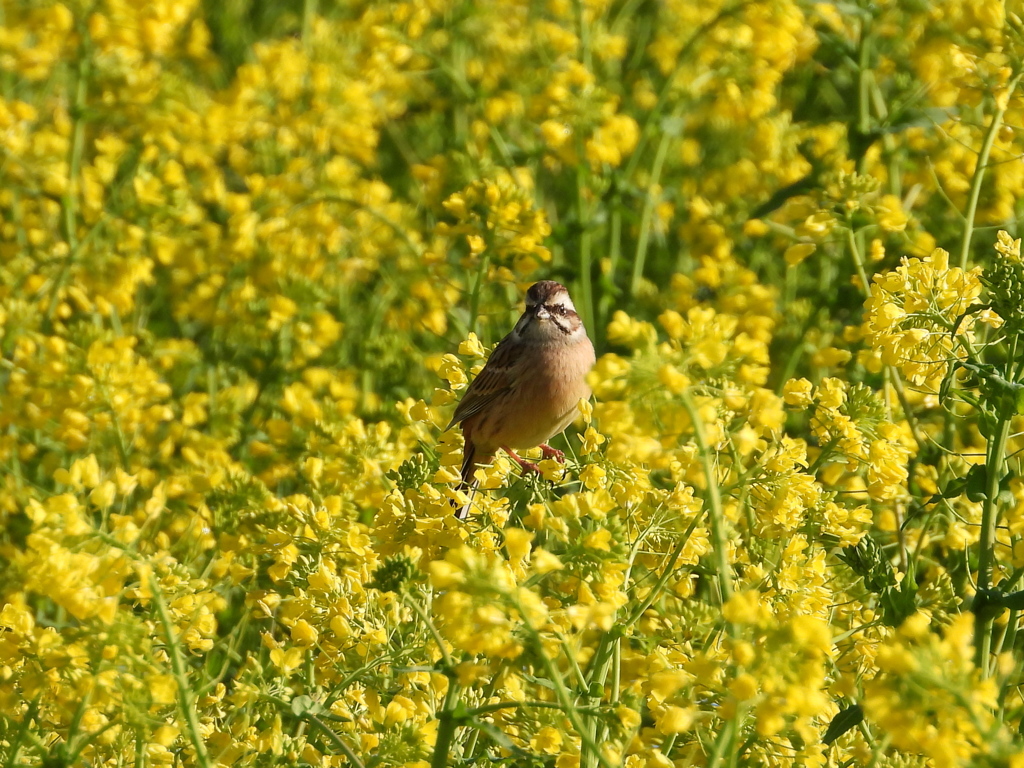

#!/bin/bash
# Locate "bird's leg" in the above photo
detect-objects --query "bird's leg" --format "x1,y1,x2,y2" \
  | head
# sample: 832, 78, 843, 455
502, 447, 540, 475
539, 443, 565, 463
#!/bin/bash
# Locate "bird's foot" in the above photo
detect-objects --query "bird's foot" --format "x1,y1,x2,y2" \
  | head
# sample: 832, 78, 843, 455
503, 447, 541, 475
539, 443, 565, 463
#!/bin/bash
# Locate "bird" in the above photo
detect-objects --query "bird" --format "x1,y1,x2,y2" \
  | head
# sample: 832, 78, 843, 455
447, 280, 596, 518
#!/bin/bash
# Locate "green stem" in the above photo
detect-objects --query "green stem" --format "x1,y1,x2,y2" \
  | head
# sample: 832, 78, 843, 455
302, 0, 319, 46
514, 596, 614, 768
855, 17, 872, 176
584, 528, 696, 767
576, 165, 595, 333
305, 714, 365, 768
3, 698, 39, 768
707, 718, 737, 768
466, 700, 601, 717
622, 1, 753, 182
847, 228, 926, 454
406, 591, 464, 767
630, 126, 671, 297
868, 75, 902, 198
150, 576, 212, 768
992, 573, 1024, 658
431, 681, 463, 768
46, 37, 90, 328
608, 207, 622, 282
586, 511, 701, 695
680, 391, 733, 602
468, 251, 492, 337
573, 0, 592, 72
626, 524, 697, 624
845, 227, 871, 296
974, 416, 1012, 674
404, 592, 455, 670
959, 75, 1021, 270
583, 516, 697, 763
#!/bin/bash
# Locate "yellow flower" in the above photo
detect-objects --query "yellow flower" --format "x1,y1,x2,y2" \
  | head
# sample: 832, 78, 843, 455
148, 675, 178, 705
270, 647, 304, 674
875, 194, 908, 232
729, 673, 759, 702
607, 310, 657, 348
579, 426, 607, 455
655, 705, 696, 735
782, 378, 814, 407
722, 590, 770, 625
784, 242, 816, 266
579, 464, 607, 490
540, 120, 572, 149
531, 726, 564, 754
531, 548, 564, 575
585, 114, 639, 167
458, 332, 486, 358
866, 438, 910, 501
290, 619, 319, 646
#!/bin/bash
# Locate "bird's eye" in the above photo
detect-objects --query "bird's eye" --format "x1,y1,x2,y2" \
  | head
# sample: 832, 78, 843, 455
548, 304, 566, 315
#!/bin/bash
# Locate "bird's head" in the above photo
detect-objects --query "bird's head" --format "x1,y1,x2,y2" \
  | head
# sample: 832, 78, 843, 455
515, 280, 586, 342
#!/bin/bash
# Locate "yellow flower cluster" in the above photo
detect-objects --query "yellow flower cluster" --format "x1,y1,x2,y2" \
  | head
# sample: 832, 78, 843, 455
862, 248, 984, 391
863, 613, 1010, 768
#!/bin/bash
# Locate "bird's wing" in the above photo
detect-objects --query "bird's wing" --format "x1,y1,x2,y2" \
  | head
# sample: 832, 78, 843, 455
446, 333, 519, 429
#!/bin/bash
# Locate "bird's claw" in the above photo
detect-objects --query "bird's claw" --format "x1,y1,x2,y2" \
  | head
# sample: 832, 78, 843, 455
539, 443, 565, 463
503, 447, 544, 476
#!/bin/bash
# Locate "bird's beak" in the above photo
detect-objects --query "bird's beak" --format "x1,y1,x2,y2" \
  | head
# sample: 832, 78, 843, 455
533, 305, 550, 320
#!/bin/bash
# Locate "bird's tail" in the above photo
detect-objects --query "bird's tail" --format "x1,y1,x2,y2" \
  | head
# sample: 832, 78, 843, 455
453, 440, 489, 519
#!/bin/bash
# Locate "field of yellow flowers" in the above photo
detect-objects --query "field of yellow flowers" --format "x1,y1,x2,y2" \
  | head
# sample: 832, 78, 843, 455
6, 0, 1024, 765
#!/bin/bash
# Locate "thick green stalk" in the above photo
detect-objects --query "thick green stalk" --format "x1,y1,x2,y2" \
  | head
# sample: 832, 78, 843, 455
707, 718, 737, 768
406, 591, 463, 768
974, 416, 1012, 674
431, 683, 463, 768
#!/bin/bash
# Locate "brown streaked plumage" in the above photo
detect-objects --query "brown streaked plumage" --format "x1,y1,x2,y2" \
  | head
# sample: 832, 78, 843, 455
447, 280, 596, 518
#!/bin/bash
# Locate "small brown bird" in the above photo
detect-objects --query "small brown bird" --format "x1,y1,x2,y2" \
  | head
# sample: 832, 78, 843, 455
447, 280, 596, 518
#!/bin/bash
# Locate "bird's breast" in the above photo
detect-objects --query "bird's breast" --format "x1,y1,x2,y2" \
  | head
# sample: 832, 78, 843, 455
515, 337, 595, 429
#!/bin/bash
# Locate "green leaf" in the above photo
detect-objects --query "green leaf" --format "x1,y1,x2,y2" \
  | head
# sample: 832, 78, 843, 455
450, 701, 472, 724
1002, 590, 1024, 611
290, 695, 323, 717
939, 475, 967, 499
939, 361, 960, 404
881, 576, 917, 627
998, 470, 1017, 505
823, 704, 863, 745
964, 464, 988, 503
661, 116, 685, 137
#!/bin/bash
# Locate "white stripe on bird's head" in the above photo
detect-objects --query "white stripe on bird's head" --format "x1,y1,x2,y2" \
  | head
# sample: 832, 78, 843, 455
525, 280, 573, 311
